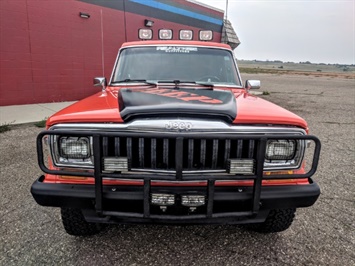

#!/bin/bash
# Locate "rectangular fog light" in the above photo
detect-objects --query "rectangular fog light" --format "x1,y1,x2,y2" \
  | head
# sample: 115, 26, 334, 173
228, 159, 255, 175
59, 136, 90, 159
103, 157, 128, 172
151, 194, 175, 206
181, 195, 205, 207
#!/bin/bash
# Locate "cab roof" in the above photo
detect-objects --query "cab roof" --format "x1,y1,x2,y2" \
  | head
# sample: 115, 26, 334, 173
121, 40, 232, 50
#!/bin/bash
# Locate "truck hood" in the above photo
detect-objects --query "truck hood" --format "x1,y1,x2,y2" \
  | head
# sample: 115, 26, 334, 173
47, 86, 307, 129
117, 87, 236, 123
232, 91, 307, 129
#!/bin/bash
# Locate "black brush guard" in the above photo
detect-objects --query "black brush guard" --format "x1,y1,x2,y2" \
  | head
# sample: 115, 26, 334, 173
36, 130, 321, 221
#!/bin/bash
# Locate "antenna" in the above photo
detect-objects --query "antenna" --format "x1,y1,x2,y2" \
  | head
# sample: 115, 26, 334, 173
100, 9, 105, 77
225, 0, 229, 20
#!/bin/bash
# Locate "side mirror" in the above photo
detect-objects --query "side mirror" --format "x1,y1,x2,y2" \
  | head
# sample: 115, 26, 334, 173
94, 77, 107, 92
245, 80, 261, 90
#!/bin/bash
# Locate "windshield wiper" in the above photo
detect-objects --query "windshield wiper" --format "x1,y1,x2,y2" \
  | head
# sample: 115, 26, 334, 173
157, 80, 214, 89
111, 79, 157, 86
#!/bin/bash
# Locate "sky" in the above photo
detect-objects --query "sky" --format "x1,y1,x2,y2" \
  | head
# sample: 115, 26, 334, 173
200, 0, 354, 64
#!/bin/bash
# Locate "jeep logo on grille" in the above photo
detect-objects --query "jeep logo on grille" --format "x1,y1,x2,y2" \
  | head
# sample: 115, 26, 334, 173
165, 121, 192, 131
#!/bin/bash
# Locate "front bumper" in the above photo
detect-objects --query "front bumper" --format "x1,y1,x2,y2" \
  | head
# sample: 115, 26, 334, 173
31, 175, 320, 225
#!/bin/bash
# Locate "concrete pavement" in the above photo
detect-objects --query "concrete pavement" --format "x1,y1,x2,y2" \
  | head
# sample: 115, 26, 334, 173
0, 102, 76, 125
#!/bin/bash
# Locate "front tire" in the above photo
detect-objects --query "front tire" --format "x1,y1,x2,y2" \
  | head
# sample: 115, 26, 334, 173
247, 208, 296, 233
61, 208, 102, 236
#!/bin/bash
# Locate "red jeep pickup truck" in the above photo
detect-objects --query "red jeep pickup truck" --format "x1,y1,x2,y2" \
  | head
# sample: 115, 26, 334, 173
31, 31, 321, 236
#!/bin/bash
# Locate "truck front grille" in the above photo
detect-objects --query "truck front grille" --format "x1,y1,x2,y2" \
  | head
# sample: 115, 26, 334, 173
102, 137, 256, 173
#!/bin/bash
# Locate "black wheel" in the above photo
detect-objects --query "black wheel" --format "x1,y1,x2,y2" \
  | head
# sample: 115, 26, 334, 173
246, 208, 296, 233
61, 208, 102, 236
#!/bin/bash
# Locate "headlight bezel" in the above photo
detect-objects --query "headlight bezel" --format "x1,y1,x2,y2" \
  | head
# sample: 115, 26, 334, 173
51, 135, 94, 168
264, 139, 305, 171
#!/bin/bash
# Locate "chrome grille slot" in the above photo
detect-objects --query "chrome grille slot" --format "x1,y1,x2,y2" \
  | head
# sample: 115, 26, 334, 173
212, 139, 219, 169
103, 137, 108, 156
224, 139, 231, 168
188, 139, 194, 169
138, 138, 144, 168
126, 137, 132, 161
114, 137, 120, 156
248, 140, 255, 158
151, 138, 157, 169
237, 140, 243, 158
163, 139, 169, 169
200, 139, 206, 168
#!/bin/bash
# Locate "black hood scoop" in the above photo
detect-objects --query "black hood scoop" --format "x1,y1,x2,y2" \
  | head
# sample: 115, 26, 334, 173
118, 87, 237, 122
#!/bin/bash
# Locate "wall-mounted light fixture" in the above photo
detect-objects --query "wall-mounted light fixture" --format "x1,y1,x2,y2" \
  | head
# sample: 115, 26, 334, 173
79, 12, 90, 19
144, 19, 154, 27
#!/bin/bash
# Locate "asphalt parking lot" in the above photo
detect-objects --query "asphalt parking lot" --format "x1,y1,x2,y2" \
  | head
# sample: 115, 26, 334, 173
1, 74, 354, 265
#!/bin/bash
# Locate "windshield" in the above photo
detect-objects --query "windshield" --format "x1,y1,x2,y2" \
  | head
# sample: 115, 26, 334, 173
112, 46, 241, 86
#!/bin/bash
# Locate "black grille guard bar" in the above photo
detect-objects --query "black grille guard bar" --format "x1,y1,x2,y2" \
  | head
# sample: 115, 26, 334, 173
37, 130, 321, 216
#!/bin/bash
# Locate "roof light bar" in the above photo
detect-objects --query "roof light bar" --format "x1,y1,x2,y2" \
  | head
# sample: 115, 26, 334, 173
159, 29, 173, 40
179, 30, 193, 40
139, 29, 153, 40
199, 30, 213, 41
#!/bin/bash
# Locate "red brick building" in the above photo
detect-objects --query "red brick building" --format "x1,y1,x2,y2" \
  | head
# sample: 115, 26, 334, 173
0, 0, 238, 106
